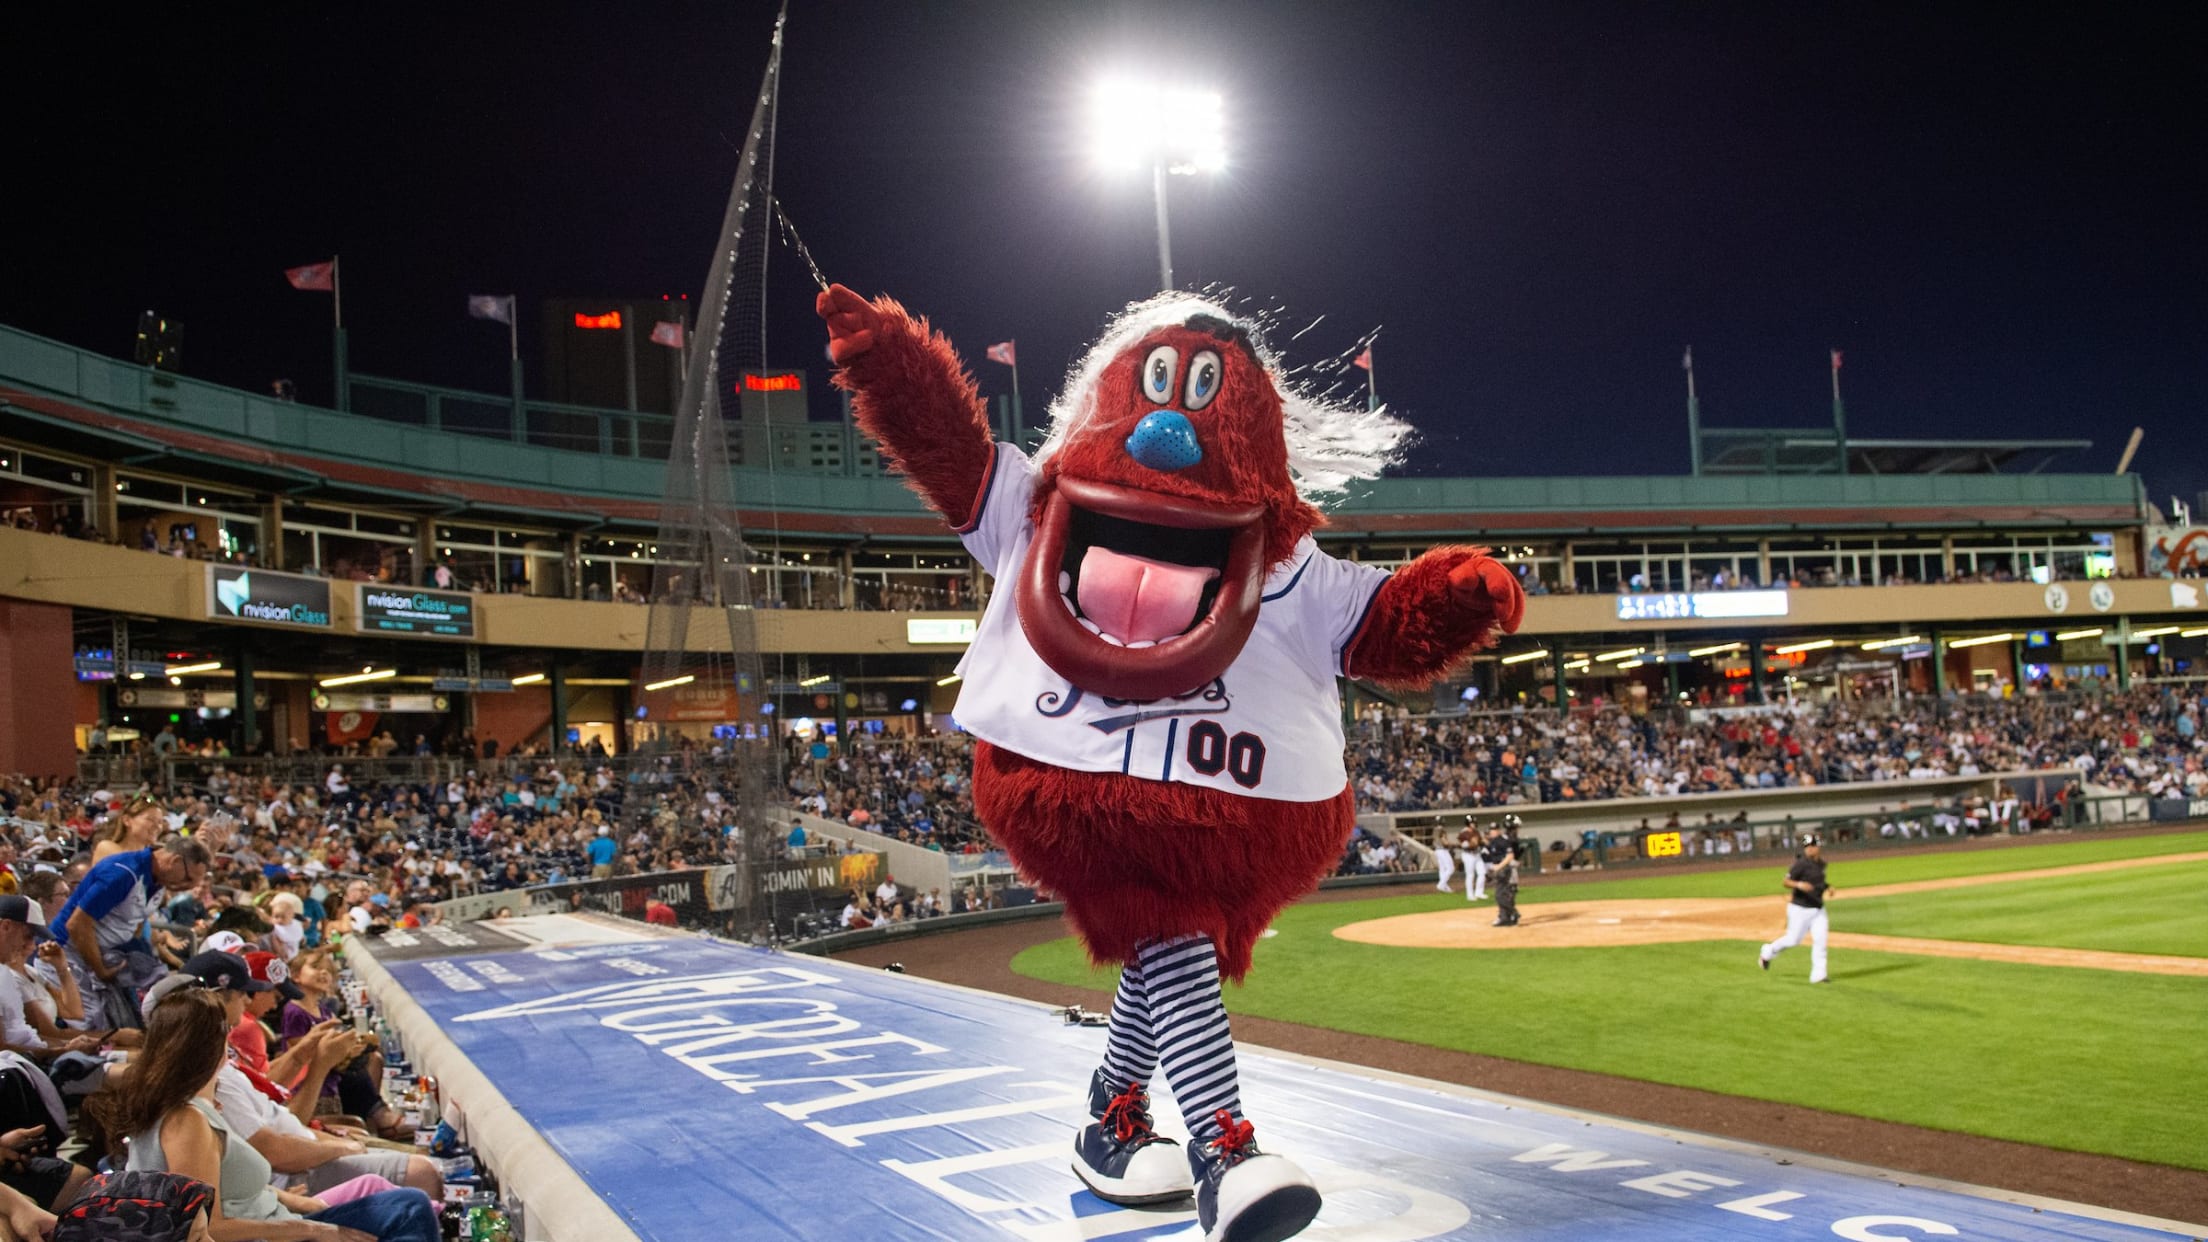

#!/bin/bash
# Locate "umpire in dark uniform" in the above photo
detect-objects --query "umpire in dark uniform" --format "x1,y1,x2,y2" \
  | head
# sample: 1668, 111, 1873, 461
1486, 816, 1522, 927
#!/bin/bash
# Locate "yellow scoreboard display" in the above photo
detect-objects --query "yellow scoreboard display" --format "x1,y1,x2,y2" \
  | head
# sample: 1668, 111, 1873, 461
1646, 831, 1684, 859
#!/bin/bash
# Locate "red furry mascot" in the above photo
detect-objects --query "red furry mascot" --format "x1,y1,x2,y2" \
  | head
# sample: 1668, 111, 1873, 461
820, 285, 1522, 1242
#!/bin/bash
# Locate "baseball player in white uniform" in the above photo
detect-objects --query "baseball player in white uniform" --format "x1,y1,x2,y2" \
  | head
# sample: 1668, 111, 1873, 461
1433, 827, 1457, 892
1462, 823, 1488, 901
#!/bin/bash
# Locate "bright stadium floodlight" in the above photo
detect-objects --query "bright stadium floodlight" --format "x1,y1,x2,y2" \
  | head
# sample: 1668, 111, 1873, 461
1089, 76, 1227, 290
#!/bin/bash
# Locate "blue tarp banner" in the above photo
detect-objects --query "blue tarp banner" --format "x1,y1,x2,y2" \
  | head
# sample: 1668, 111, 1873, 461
383, 936, 2192, 1241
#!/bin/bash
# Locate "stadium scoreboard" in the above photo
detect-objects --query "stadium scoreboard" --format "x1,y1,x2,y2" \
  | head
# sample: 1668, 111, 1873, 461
1616, 589, 1789, 622
1645, 831, 1684, 858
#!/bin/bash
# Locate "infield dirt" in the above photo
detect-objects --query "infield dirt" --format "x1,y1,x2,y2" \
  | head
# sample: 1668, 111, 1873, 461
1333, 850, 2208, 976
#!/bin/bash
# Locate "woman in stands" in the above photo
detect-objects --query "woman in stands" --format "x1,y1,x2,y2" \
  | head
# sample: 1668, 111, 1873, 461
93, 990, 437, 1242
90, 790, 167, 863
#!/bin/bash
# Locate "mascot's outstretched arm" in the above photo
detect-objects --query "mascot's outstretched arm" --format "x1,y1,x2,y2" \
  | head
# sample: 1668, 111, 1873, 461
817, 283, 995, 527
1346, 547, 1526, 685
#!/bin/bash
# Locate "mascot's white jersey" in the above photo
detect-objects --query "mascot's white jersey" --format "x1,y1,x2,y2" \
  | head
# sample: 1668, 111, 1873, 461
952, 445, 1390, 803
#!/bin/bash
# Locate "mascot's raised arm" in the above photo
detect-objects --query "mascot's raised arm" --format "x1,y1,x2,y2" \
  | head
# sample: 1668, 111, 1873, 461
820, 283, 1522, 1242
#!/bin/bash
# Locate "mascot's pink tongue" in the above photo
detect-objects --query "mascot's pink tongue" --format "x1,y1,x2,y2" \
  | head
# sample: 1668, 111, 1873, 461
1076, 547, 1220, 643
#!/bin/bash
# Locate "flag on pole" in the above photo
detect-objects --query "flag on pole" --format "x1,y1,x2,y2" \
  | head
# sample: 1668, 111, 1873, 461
468, 295, 515, 325
1352, 346, 1373, 371
285, 260, 336, 291
649, 320, 686, 349
1830, 349, 1844, 370
985, 340, 1016, 367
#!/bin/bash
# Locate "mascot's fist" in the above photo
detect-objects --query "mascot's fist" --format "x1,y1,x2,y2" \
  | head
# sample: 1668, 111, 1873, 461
816, 284, 881, 364
1448, 555, 1526, 634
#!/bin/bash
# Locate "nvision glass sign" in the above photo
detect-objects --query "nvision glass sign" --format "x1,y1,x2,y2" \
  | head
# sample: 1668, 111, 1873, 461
357, 585, 477, 639
1615, 589, 1790, 623
206, 567, 332, 629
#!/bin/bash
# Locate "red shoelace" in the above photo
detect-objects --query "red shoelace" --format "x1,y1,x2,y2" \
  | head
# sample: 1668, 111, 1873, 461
1210, 1110, 1256, 1158
1102, 1081, 1155, 1143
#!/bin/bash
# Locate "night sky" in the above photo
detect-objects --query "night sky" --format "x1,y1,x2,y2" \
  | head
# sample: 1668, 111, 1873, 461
7, 3, 2204, 509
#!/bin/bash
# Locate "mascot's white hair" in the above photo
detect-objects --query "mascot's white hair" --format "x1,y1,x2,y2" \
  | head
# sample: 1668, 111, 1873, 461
1032, 292, 1411, 501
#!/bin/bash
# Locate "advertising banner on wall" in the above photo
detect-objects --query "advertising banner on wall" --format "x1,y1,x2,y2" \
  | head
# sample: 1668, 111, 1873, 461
206, 566, 332, 629
2146, 526, 2208, 577
356, 585, 477, 639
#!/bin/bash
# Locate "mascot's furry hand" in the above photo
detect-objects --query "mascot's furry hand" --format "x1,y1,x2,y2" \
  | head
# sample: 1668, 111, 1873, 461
1450, 555, 1526, 634
817, 284, 882, 364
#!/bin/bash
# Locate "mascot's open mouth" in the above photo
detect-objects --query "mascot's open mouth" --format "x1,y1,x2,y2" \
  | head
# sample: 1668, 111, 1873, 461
1016, 477, 1268, 702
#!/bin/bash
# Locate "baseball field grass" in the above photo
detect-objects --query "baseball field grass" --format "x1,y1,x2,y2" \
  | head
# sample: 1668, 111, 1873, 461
1009, 829, 2208, 1170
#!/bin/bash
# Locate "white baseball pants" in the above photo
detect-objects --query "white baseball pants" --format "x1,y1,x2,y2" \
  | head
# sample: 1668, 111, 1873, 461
1761, 904, 1828, 982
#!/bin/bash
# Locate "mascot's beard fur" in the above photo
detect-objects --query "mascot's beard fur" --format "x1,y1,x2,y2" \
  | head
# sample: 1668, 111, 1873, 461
973, 740, 1352, 982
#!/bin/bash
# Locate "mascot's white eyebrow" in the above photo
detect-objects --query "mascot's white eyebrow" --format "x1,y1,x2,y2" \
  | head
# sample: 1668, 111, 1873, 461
1034, 291, 1414, 501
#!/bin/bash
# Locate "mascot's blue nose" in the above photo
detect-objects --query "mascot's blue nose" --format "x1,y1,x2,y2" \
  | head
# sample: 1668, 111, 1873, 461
1124, 410, 1203, 472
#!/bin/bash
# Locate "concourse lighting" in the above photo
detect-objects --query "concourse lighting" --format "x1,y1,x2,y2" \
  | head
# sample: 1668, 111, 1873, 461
1688, 642, 1744, 657
1594, 647, 1644, 662
1564, 659, 1592, 671
1499, 650, 1549, 664
2180, 627, 2208, 638
511, 673, 546, 686
936, 674, 963, 687
1947, 633, 2015, 649
643, 674, 695, 692
2053, 628, 2103, 641
164, 661, 223, 675
1774, 639, 1835, 655
1618, 659, 1645, 670
799, 674, 832, 687
1859, 635, 1922, 651
2131, 626, 2181, 639
319, 668, 396, 687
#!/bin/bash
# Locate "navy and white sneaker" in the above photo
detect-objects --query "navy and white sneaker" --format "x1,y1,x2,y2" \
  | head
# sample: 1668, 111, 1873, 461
1190, 1111, 1321, 1242
1071, 1070, 1190, 1205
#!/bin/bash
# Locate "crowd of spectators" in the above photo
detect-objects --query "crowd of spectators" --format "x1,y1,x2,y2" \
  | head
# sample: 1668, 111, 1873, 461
0, 784, 457, 1238
1350, 685, 2208, 814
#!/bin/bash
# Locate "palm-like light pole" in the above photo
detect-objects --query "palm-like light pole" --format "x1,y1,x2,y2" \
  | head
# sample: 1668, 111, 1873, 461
1088, 79, 1227, 291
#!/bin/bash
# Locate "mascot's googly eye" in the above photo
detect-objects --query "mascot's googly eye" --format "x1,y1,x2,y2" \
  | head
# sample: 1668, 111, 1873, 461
1184, 349, 1223, 412
1141, 345, 1179, 405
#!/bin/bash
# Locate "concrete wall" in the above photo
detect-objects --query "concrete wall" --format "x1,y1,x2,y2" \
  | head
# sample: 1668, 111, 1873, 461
792, 811, 953, 896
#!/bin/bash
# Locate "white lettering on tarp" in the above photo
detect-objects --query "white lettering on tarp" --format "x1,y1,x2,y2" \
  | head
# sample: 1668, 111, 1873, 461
454, 967, 835, 1022
604, 957, 666, 977
881, 1143, 1063, 1215
1832, 1217, 1960, 1240
758, 1066, 1021, 1121
424, 961, 482, 992
1619, 1169, 1743, 1198
466, 960, 523, 984
1717, 1190, 1804, 1220
1509, 1143, 1651, 1173
805, 1088, 1082, 1149
684, 1032, 927, 1079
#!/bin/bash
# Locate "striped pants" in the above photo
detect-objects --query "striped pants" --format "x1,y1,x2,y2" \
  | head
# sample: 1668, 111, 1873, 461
1097, 934, 1243, 1145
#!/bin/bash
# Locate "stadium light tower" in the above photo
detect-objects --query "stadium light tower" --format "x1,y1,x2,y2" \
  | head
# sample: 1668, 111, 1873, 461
1088, 78, 1227, 291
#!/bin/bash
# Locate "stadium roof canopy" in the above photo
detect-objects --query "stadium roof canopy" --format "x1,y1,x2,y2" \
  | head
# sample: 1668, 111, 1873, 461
1699, 427, 2093, 476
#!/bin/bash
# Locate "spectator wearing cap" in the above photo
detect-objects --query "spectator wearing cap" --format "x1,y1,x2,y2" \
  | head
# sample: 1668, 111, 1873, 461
0, 896, 104, 1063
94, 989, 441, 1241
48, 837, 212, 1030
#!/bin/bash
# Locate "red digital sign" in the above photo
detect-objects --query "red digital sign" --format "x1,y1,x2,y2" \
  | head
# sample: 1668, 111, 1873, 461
744, 373, 802, 392
573, 311, 624, 330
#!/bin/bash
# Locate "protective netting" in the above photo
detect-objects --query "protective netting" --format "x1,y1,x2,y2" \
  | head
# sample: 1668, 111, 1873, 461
627, 6, 788, 939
